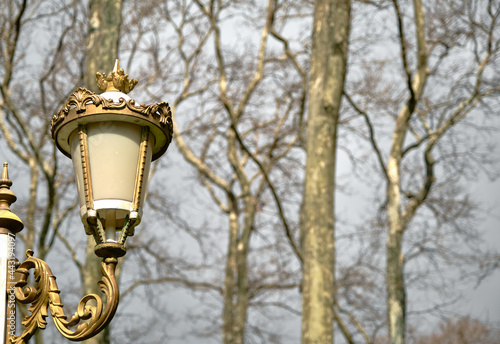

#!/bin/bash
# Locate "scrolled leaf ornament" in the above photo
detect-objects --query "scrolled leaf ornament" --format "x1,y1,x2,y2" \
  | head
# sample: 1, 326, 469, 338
126, 100, 173, 130
51, 88, 105, 135
100, 96, 128, 110
11, 250, 119, 343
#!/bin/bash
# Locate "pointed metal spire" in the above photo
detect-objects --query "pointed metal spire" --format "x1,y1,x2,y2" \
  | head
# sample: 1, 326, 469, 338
112, 59, 120, 73
0, 162, 24, 233
0, 162, 12, 188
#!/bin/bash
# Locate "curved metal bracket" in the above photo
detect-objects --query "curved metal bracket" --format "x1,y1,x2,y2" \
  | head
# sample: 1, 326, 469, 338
10, 250, 119, 343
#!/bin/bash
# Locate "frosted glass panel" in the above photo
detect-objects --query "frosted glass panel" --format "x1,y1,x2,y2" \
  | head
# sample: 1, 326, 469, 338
87, 122, 141, 202
70, 130, 86, 209
69, 123, 154, 230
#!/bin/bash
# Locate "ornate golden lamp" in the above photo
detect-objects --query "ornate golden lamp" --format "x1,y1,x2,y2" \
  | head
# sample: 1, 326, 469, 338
52, 60, 172, 258
6, 60, 173, 343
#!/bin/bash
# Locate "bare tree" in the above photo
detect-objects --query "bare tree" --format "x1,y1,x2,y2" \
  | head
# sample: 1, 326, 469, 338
0, 1, 87, 343
300, 0, 351, 343
341, 0, 500, 343
111, 1, 500, 342
1, 0, 307, 342
118, 0, 308, 342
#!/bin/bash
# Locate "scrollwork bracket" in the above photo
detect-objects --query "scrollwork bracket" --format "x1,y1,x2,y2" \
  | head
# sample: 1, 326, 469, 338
11, 250, 119, 343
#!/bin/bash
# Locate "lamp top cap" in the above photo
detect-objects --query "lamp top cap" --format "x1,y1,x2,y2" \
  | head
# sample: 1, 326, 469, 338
96, 59, 138, 94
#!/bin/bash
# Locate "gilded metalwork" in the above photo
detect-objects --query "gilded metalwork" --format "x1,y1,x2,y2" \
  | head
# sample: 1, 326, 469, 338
127, 100, 172, 127
11, 250, 119, 344
52, 89, 173, 134
51, 88, 103, 132
52, 60, 172, 163
117, 215, 135, 246
0, 163, 24, 234
90, 212, 107, 247
94, 242, 127, 258
93, 215, 127, 258
78, 125, 94, 214
132, 126, 150, 213
96, 59, 137, 94
51, 88, 173, 161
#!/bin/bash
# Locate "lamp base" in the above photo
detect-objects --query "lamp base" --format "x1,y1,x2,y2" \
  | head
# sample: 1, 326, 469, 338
95, 242, 126, 258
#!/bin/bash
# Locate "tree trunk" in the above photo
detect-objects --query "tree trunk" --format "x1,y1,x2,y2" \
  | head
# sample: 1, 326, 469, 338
84, 0, 123, 93
222, 128, 257, 344
221, 200, 255, 344
82, 1, 123, 343
301, 0, 350, 343
222, 204, 238, 344
233, 198, 255, 344
385, 1, 427, 343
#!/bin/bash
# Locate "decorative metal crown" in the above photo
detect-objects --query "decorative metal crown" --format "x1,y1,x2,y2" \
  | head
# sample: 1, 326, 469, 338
96, 59, 138, 94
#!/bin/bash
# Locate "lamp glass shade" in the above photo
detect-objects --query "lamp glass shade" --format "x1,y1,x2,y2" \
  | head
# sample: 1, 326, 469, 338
70, 130, 86, 210
70, 121, 154, 230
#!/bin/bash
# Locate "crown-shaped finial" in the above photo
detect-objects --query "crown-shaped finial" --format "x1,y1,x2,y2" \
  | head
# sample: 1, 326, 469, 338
96, 59, 138, 94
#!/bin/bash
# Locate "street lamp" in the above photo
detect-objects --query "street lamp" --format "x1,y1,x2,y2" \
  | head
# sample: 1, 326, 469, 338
1, 60, 172, 344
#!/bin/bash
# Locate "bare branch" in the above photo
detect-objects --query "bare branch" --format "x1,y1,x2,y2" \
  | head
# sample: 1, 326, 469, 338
344, 91, 388, 179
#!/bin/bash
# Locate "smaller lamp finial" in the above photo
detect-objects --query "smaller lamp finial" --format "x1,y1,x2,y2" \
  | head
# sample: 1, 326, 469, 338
0, 162, 24, 233
0, 162, 12, 188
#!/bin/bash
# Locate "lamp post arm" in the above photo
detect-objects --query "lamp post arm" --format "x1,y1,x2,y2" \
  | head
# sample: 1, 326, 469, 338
10, 250, 119, 343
